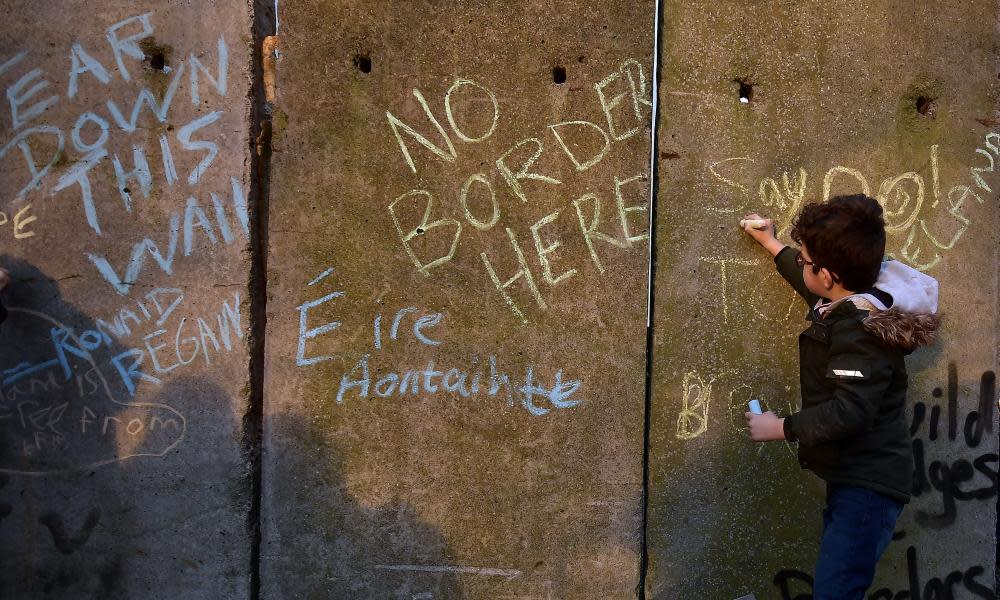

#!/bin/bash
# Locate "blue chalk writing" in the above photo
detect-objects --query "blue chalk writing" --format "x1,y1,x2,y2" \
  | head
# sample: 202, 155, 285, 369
2, 359, 60, 388
412, 312, 442, 346
296, 291, 344, 366
50, 326, 92, 380
111, 348, 160, 395
335, 353, 584, 416
307, 266, 335, 286
389, 306, 418, 339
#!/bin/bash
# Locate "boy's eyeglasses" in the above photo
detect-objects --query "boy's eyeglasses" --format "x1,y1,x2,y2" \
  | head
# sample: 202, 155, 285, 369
794, 249, 841, 283
794, 250, 819, 270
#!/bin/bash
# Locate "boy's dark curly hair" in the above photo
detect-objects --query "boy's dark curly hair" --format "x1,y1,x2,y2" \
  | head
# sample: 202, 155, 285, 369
791, 194, 885, 292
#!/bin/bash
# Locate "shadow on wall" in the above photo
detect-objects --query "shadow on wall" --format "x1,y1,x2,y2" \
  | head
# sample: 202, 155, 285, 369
0, 257, 242, 598
0, 256, 187, 476
266, 410, 466, 600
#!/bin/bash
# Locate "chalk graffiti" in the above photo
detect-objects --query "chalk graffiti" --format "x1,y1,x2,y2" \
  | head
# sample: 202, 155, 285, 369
676, 371, 713, 440
0, 203, 36, 240
385, 58, 651, 323
0, 307, 186, 475
337, 353, 583, 416
296, 266, 344, 367
92, 287, 185, 340
0, 273, 240, 475
87, 178, 249, 296
708, 136, 998, 271
697, 256, 756, 324
295, 272, 585, 416
110, 290, 243, 394
0, 12, 245, 295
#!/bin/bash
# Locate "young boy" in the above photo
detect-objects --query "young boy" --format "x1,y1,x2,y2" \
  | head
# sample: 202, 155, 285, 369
742, 194, 940, 600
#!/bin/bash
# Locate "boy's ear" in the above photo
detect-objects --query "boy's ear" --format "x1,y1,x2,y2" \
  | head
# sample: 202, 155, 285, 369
820, 268, 837, 290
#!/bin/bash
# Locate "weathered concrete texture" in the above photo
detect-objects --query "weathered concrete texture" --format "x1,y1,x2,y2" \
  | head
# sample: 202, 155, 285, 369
649, 1, 999, 598
0, 2, 255, 598
262, 1, 653, 598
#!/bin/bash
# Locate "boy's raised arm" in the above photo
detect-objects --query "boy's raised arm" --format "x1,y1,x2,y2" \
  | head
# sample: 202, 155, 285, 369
741, 214, 820, 307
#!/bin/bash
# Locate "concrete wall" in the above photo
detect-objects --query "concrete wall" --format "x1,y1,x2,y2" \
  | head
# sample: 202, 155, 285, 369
0, 1, 996, 599
649, 1, 999, 598
261, 1, 653, 598
0, 2, 255, 598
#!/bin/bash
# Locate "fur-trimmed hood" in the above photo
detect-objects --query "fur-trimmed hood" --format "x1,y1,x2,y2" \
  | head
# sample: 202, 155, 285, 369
860, 308, 941, 353
823, 260, 942, 353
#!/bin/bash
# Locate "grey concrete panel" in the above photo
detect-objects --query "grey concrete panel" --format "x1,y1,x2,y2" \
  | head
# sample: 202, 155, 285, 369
649, 1, 998, 598
262, 1, 653, 598
0, 2, 254, 598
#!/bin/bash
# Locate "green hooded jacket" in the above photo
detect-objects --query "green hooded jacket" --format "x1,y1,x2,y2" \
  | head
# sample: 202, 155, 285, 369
774, 246, 941, 503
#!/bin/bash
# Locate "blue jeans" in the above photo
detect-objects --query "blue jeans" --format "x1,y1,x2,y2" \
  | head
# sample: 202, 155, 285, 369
813, 484, 903, 600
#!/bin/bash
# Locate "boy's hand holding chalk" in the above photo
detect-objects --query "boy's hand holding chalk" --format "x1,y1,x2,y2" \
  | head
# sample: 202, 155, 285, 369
739, 218, 769, 230
740, 213, 785, 257
745, 407, 786, 442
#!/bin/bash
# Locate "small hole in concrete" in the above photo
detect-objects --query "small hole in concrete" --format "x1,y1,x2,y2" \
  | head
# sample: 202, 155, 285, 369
415, 227, 425, 235
139, 38, 172, 73
149, 51, 166, 71
735, 78, 753, 103
577, 55, 586, 63
122, 187, 131, 194
916, 96, 935, 116
552, 66, 566, 84
353, 54, 372, 74
932, 387, 943, 397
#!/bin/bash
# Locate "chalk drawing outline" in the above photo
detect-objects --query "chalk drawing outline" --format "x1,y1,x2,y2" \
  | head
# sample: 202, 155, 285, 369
0, 307, 187, 477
